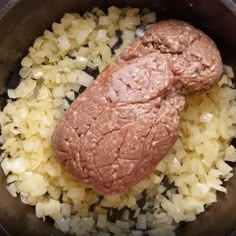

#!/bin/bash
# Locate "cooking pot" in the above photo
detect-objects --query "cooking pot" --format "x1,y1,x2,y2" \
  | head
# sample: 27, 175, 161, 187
0, 0, 236, 235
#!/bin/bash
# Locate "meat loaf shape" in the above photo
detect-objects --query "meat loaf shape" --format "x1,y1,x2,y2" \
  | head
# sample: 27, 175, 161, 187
52, 20, 223, 195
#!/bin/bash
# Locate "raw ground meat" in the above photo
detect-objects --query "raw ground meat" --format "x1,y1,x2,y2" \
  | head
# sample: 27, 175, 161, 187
52, 20, 223, 195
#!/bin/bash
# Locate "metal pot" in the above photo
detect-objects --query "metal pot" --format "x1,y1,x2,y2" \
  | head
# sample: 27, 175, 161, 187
0, 0, 235, 235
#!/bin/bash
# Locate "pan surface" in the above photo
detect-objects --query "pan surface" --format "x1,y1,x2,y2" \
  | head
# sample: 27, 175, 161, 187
0, 0, 236, 235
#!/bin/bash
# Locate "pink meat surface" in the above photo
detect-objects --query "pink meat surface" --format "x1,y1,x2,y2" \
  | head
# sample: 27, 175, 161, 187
52, 20, 223, 195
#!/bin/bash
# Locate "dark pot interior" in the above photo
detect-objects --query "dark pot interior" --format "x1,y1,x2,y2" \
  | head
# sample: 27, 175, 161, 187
0, 0, 236, 235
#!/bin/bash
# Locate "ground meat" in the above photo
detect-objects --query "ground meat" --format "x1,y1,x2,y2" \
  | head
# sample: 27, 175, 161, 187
52, 20, 223, 195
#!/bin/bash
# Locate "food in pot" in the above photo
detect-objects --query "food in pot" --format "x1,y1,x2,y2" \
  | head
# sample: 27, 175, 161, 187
52, 20, 223, 195
0, 6, 236, 236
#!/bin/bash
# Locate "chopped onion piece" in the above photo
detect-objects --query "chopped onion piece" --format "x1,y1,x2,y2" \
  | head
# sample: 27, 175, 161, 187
200, 113, 214, 123
97, 214, 107, 229
77, 71, 94, 87
135, 27, 145, 38
57, 35, 71, 52
136, 214, 147, 230
224, 65, 234, 78
99, 16, 112, 25
6, 183, 18, 197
